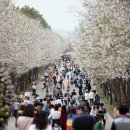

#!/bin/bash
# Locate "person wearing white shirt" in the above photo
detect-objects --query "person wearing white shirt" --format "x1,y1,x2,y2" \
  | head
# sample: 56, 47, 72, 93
50, 100, 56, 106
50, 107, 55, 114
56, 99, 62, 105
23, 97, 31, 106
90, 105, 98, 118
48, 110, 61, 120
88, 91, 95, 105
32, 84, 37, 89
66, 71, 71, 80
45, 72, 48, 77
27, 91, 30, 97
48, 105, 61, 127
63, 93, 68, 106
84, 91, 89, 101
24, 91, 28, 97
36, 95, 42, 102
24, 91, 30, 100
32, 82, 37, 95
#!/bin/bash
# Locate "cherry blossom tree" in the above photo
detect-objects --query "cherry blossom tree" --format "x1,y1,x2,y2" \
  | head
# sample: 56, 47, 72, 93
0, 65, 16, 129
72, 0, 130, 104
0, 0, 68, 75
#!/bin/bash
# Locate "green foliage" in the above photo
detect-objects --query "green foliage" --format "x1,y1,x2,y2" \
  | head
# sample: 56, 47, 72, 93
20, 6, 50, 29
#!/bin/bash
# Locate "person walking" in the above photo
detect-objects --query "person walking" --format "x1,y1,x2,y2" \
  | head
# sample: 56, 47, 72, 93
84, 91, 89, 101
88, 91, 95, 106
67, 107, 77, 130
87, 82, 91, 92
13, 98, 19, 119
19, 92, 24, 101
28, 111, 52, 130
23, 96, 31, 106
48, 104, 61, 128
78, 78, 83, 95
63, 93, 68, 106
74, 78, 78, 88
95, 94, 100, 104
60, 106, 67, 130
72, 104, 96, 130
24, 90, 30, 100
59, 77, 63, 89
99, 103, 106, 126
32, 82, 37, 96
17, 104, 34, 130
114, 103, 119, 118
67, 81, 71, 91
111, 104, 130, 130
92, 84, 97, 94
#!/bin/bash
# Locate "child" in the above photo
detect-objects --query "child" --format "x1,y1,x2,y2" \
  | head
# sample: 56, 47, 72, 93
53, 122, 62, 130
95, 119, 102, 130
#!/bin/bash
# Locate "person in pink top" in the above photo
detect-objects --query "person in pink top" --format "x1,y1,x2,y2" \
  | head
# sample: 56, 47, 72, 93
17, 104, 34, 130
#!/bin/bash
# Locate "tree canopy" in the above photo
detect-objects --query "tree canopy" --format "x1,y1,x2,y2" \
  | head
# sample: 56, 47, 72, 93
72, 0, 130, 81
71, 0, 130, 104
0, 0, 67, 74
20, 6, 50, 29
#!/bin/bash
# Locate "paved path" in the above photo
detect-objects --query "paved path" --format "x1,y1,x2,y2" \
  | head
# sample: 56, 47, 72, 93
105, 113, 113, 130
6, 81, 44, 130
6, 77, 77, 130
6, 64, 113, 130
7, 81, 113, 130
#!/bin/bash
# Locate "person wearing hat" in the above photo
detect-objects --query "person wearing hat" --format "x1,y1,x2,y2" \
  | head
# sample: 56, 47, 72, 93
76, 104, 88, 115
72, 104, 96, 130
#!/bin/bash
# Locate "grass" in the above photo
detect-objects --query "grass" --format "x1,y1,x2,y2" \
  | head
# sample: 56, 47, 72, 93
97, 87, 114, 117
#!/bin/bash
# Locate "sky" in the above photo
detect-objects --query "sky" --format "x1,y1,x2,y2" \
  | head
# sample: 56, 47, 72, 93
13, 0, 82, 32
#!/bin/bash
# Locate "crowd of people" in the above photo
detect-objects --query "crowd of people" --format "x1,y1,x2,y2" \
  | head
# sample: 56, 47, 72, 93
12, 55, 130, 130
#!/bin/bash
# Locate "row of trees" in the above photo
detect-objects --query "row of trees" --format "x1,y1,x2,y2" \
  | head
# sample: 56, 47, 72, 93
0, 65, 16, 129
0, 1, 67, 128
0, 0, 68, 91
72, 0, 130, 105
0, 0, 67, 74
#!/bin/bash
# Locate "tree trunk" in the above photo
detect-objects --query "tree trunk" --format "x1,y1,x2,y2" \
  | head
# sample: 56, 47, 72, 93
126, 78, 130, 106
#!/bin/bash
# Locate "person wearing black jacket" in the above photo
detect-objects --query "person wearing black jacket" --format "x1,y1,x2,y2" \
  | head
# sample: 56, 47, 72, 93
78, 78, 83, 95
